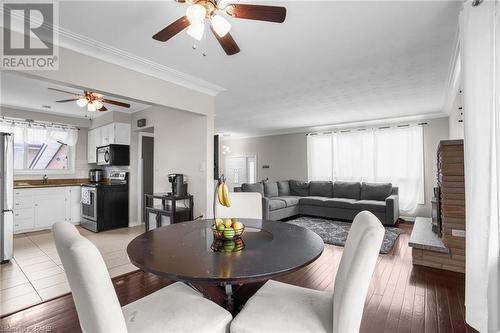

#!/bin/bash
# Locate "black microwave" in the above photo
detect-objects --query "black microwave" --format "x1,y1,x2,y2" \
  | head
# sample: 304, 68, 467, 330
96, 144, 130, 166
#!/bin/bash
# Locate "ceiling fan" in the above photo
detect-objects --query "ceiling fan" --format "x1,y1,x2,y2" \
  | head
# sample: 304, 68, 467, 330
152, 0, 287, 55
48, 88, 131, 112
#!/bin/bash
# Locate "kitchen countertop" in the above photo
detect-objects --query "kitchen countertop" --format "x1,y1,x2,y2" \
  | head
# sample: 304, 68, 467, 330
14, 178, 89, 189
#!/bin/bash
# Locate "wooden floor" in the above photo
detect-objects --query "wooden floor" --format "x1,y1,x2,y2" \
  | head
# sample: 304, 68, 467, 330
1, 222, 476, 333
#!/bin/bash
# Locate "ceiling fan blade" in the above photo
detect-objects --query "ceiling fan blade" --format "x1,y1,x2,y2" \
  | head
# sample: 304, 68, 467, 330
48, 87, 81, 96
211, 27, 240, 55
152, 16, 190, 42
225, 4, 286, 23
56, 99, 79, 103
174, 0, 186, 2
102, 99, 131, 108
98, 106, 108, 112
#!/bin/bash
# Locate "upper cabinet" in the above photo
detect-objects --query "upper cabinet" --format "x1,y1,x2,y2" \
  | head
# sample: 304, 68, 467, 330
88, 122, 131, 163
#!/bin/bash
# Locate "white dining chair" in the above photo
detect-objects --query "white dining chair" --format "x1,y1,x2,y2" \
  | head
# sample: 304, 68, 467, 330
230, 210, 385, 333
215, 191, 263, 219
53, 222, 232, 333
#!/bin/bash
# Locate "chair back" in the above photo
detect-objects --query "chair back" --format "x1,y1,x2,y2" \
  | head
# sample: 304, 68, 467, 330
215, 192, 262, 219
333, 211, 384, 333
53, 222, 128, 333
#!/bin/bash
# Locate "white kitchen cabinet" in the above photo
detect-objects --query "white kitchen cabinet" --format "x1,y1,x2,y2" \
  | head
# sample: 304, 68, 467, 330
87, 122, 131, 163
13, 186, 82, 233
68, 186, 81, 224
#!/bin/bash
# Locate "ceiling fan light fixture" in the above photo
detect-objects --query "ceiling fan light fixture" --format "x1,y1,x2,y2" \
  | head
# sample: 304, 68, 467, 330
211, 15, 231, 37
87, 102, 97, 112
76, 98, 88, 107
186, 4, 206, 24
93, 100, 104, 109
187, 22, 205, 41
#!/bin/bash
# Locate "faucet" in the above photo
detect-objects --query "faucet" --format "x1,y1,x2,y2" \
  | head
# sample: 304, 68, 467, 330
43, 174, 48, 185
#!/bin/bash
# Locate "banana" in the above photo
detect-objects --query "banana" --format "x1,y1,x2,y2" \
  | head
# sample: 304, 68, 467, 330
217, 183, 226, 206
222, 183, 231, 207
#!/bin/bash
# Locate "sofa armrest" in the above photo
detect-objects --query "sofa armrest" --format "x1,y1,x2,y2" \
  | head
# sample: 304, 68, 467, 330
262, 196, 270, 220
385, 194, 399, 225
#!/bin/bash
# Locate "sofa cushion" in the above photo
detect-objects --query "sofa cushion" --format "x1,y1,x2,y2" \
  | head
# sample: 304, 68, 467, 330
269, 199, 287, 211
309, 181, 333, 197
353, 200, 386, 213
241, 183, 264, 197
289, 180, 309, 196
333, 181, 361, 200
264, 182, 279, 198
323, 198, 358, 209
277, 181, 291, 196
299, 196, 328, 207
276, 196, 300, 207
360, 182, 393, 201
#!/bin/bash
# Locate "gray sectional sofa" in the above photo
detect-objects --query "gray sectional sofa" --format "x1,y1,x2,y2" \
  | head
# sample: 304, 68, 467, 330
234, 180, 399, 226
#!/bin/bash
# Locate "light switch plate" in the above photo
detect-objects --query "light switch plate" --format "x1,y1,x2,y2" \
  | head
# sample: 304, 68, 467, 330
452, 229, 466, 237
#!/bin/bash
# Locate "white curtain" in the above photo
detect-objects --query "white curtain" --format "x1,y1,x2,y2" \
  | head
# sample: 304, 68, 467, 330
460, 1, 499, 332
307, 134, 333, 181
307, 125, 424, 215
0, 121, 78, 146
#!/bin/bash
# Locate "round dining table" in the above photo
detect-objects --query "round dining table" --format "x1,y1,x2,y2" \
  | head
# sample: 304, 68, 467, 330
127, 218, 324, 309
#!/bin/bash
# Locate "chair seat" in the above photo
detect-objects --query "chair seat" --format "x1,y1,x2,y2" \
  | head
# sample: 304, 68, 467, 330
299, 196, 328, 207
269, 199, 287, 211
276, 196, 301, 207
123, 282, 232, 333
353, 200, 386, 212
323, 198, 358, 209
230, 280, 333, 333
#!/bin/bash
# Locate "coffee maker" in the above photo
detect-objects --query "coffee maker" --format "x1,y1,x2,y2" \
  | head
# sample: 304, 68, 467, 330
168, 173, 187, 196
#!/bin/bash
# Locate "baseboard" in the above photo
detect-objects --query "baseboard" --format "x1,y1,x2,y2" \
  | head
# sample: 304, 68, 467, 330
128, 221, 142, 227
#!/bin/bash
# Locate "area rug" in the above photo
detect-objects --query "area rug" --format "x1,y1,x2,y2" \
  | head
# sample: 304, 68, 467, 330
287, 216, 401, 254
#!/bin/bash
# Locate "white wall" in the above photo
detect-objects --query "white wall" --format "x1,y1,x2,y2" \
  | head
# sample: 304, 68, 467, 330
221, 117, 450, 218
130, 105, 213, 223
0, 106, 91, 180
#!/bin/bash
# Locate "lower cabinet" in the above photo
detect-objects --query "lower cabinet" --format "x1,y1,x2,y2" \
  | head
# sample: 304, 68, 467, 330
14, 186, 81, 234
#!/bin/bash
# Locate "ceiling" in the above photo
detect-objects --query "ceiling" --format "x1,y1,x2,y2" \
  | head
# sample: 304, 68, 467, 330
1, 73, 151, 119
5, 1, 462, 136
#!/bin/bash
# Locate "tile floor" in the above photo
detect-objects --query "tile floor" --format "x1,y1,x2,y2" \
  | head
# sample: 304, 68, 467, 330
0, 225, 143, 316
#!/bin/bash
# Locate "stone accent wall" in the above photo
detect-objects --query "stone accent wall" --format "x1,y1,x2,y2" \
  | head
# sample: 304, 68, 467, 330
411, 140, 465, 273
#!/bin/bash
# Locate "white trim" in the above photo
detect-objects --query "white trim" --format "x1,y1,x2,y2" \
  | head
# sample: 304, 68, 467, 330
442, 28, 462, 113
3, 8, 226, 97
137, 132, 154, 224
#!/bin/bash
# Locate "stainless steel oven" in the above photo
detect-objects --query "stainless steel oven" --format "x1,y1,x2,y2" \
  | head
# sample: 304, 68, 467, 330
81, 185, 97, 222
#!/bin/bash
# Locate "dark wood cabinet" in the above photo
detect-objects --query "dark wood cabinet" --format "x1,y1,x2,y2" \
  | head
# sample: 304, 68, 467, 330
144, 193, 193, 231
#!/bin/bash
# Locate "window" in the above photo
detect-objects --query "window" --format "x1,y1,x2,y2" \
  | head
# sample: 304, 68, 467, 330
307, 125, 424, 214
0, 120, 78, 174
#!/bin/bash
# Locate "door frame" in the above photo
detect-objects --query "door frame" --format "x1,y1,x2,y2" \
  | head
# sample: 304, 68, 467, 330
224, 154, 258, 187
137, 132, 154, 225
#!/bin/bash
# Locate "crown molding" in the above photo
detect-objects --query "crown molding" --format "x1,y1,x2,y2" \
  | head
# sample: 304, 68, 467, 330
3, 7, 226, 97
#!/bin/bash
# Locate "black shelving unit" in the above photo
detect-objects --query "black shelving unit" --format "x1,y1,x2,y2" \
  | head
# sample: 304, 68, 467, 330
144, 193, 194, 231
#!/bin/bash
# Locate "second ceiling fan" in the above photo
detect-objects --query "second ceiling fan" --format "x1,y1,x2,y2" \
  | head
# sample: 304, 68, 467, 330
152, 0, 287, 55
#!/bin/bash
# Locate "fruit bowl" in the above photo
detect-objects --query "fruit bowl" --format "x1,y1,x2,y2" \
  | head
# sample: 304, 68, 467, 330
211, 238, 245, 253
212, 218, 245, 241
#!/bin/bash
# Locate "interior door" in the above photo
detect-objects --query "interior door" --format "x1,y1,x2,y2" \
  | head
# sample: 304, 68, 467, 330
142, 136, 154, 223
225, 156, 256, 191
